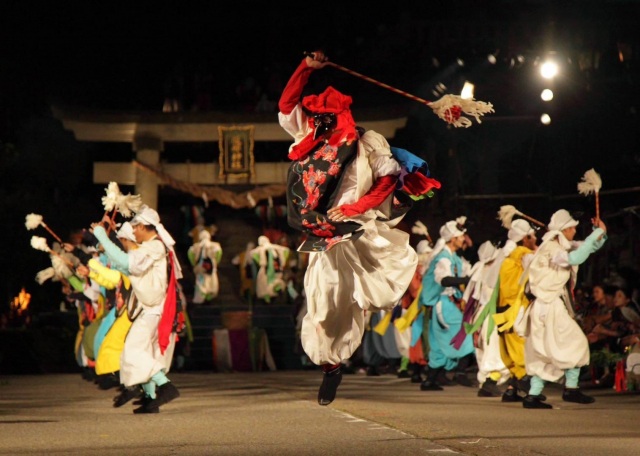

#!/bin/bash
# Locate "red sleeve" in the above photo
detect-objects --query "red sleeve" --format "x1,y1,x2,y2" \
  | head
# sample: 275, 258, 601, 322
339, 174, 398, 217
278, 59, 314, 115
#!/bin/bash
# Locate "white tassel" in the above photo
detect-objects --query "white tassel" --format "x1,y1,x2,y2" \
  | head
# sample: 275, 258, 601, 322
25, 213, 43, 230
411, 220, 431, 239
497, 205, 519, 229
35, 267, 56, 284
428, 95, 494, 128
30, 236, 50, 252
101, 182, 121, 212
51, 256, 74, 279
577, 168, 602, 196
116, 192, 143, 218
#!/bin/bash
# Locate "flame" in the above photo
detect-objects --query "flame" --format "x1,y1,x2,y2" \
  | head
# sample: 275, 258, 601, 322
11, 288, 31, 316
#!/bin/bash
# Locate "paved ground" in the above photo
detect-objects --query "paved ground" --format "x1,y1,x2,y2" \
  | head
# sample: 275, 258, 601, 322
0, 370, 638, 456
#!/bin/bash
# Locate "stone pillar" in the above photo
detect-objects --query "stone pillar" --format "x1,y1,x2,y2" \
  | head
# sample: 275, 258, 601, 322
133, 136, 163, 210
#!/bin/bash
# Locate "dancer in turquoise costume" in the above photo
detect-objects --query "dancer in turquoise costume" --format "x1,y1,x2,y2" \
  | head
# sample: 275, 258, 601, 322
419, 220, 474, 390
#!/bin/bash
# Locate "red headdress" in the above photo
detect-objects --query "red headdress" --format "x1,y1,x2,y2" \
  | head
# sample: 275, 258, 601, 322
288, 86, 359, 161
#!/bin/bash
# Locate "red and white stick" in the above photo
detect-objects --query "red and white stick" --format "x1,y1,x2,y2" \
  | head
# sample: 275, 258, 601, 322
304, 52, 494, 128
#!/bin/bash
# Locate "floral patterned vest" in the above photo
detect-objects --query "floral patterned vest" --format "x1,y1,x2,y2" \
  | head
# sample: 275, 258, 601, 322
286, 139, 362, 252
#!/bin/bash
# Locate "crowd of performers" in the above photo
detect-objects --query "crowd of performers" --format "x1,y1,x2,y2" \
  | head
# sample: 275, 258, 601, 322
353, 210, 637, 411
28, 199, 637, 413
29, 205, 188, 414
25, 50, 638, 414
273, 50, 636, 409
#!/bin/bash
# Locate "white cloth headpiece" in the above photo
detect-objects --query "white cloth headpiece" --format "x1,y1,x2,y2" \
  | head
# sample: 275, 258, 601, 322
416, 239, 433, 255
548, 209, 579, 231
131, 205, 160, 227
132, 205, 182, 279
439, 220, 466, 242
539, 209, 578, 251
508, 219, 534, 243
116, 222, 136, 243
477, 240, 499, 263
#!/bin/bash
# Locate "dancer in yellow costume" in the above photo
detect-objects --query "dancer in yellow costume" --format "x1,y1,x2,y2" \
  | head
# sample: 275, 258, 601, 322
93, 223, 138, 386
491, 219, 538, 402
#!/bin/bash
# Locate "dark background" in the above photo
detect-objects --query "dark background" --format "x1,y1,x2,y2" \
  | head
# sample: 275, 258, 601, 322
1, 0, 639, 315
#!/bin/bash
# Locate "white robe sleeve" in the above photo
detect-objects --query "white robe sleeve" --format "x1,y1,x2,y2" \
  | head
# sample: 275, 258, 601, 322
278, 104, 312, 150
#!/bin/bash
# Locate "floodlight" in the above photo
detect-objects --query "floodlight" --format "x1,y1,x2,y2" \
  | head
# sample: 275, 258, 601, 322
461, 81, 475, 99
540, 113, 551, 125
541, 89, 554, 101
540, 61, 558, 79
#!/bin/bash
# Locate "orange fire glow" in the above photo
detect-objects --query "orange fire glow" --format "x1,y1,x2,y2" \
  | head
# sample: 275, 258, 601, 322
11, 288, 31, 316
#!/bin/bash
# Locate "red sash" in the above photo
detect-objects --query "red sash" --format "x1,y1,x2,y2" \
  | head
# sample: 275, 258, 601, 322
158, 251, 177, 355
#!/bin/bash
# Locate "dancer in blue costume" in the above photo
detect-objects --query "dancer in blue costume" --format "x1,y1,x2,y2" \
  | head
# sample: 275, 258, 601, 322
420, 220, 475, 390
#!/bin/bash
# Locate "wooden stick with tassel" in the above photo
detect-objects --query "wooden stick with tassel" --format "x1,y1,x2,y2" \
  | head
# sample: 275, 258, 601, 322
578, 168, 602, 223
497, 205, 546, 229
30, 236, 75, 269
25, 213, 64, 245
411, 220, 433, 245
304, 52, 495, 128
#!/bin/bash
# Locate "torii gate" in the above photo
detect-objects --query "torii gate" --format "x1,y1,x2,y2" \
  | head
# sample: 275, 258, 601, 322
52, 106, 408, 209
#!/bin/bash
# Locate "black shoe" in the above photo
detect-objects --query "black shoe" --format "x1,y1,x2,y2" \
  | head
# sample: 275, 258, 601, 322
562, 388, 595, 404
455, 372, 474, 387
340, 364, 356, 375
132, 394, 152, 406
318, 367, 343, 406
501, 388, 524, 402
420, 380, 444, 391
147, 382, 180, 408
97, 373, 120, 391
437, 370, 456, 386
82, 367, 96, 382
478, 379, 502, 397
113, 387, 142, 408
411, 372, 423, 383
523, 394, 553, 409
366, 366, 381, 376
132, 400, 160, 414
397, 370, 411, 378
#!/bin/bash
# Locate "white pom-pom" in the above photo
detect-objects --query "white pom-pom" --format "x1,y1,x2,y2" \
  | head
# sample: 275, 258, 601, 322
411, 220, 429, 236
102, 182, 121, 212
35, 267, 56, 284
125, 193, 143, 213
51, 255, 73, 279
428, 94, 495, 128
116, 193, 143, 218
25, 213, 43, 230
577, 168, 602, 196
30, 236, 50, 252
497, 205, 520, 229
